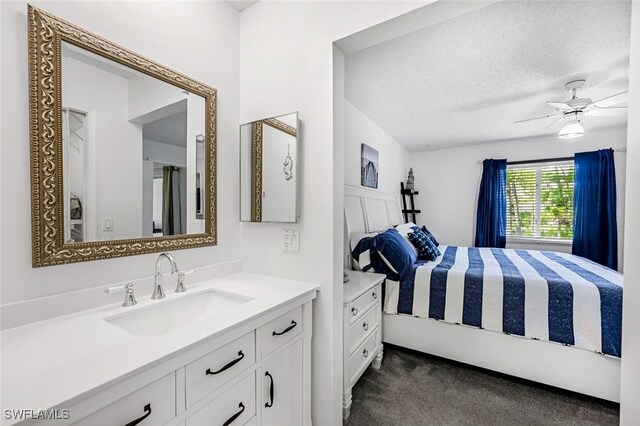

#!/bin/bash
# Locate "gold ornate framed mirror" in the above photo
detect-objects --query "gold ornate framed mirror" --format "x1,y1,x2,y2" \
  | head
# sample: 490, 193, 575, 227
28, 6, 217, 267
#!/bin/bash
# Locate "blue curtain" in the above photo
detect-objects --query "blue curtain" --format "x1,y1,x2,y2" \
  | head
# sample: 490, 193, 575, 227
475, 159, 507, 248
572, 149, 617, 269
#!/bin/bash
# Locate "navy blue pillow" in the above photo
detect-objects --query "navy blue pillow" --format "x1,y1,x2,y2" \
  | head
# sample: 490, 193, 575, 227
409, 228, 441, 261
370, 229, 417, 281
420, 226, 439, 246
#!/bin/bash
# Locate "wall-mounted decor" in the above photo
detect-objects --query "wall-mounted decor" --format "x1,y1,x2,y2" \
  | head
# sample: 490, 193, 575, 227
361, 143, 379, 189
28, 6, 217, 266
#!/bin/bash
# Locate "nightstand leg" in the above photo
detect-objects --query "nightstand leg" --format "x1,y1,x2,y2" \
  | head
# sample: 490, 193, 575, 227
372, 344, 383, 370
342, 389, 352, 420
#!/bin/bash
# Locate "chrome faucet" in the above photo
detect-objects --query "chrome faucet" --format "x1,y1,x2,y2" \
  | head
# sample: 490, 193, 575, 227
152, 253, 178, 300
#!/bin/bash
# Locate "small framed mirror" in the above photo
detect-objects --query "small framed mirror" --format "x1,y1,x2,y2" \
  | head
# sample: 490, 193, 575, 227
28, 6, 217, 266
240, 112, 299, 223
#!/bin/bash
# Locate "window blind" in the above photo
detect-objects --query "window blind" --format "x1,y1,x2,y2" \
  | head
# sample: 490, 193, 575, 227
506, 161, 574, 240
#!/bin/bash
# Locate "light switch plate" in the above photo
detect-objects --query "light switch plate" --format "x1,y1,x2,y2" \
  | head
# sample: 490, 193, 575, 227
283, 228, 299, 253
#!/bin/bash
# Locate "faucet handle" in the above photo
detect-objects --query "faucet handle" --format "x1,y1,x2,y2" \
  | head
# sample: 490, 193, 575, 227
105, 283, 138, 307
176, 270, 195, 293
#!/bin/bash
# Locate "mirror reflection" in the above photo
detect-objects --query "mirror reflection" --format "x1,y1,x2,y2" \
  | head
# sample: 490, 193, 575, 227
240, 112, 299, 223
61, 41, 207, 242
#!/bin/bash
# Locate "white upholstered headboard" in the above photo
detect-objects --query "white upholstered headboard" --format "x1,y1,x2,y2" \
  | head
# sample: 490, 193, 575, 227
344, 186, 404, 268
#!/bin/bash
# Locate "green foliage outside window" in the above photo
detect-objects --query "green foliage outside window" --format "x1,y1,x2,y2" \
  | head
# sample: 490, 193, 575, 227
506, 164, 574, 240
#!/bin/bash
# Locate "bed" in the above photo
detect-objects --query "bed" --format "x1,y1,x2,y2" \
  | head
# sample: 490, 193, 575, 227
344, 185, 622, 402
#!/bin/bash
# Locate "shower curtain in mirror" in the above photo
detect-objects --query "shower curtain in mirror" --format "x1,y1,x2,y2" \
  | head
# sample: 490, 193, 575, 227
163, 166, 183, 235
572, 149, 617, 270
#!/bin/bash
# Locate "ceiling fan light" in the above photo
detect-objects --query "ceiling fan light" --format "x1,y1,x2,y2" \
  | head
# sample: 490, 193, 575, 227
558, 121, 584, 139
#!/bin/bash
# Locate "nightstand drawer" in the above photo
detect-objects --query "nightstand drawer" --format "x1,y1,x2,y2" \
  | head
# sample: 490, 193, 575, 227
348, 304, 377, 353
348, 329, 379, 385
348, 284, 380, 325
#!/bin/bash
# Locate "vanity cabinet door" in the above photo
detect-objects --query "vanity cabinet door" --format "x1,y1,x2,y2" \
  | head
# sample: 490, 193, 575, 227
260, 339, 303, 426
71, 372, 175, 426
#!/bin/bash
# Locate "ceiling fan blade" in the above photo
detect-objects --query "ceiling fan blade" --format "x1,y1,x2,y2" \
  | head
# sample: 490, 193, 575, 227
585, 107, 628, 117
514, 114, 562, 124
545, 117, 566, 128
593, 91, 629, 108
546, 102, 573, 111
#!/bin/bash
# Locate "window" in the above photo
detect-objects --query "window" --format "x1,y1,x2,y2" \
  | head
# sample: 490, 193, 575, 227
506, 161, 574, 240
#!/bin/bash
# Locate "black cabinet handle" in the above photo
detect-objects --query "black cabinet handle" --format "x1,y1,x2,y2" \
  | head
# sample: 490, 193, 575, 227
123, 403, 151, 426
363, 348, 369, 358
265, 371, 274, 408
351, 307, 358, 317
206, 351, 245, 375
222, 402, 245, 426
272, 320, 297, 336
372, 292, 377, 300
363, 322, 369, 331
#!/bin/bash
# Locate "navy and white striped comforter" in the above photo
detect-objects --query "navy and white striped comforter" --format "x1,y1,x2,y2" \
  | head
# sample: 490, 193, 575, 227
383, 246, 623, 357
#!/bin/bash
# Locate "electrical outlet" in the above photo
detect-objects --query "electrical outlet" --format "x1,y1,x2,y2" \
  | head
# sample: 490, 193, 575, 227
283, 228, 299, 253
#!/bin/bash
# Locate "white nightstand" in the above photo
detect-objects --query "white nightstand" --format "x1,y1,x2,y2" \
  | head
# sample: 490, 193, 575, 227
342, 270, 385, 420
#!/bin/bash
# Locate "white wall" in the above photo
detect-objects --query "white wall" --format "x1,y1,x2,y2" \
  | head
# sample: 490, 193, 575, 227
344, 100, 409, 194
63, 55, 144, 241
0, 1, 240, 310
408, 126, 627, 268
238, 2, 427, 425
620, 2, 640, 423
261, 125, 297, 222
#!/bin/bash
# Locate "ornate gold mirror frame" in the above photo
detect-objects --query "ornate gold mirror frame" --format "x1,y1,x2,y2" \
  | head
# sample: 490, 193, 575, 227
249, 117, 297, 222
28, 5, 217, 267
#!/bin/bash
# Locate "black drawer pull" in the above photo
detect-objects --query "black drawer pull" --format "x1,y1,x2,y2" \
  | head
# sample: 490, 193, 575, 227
123, 403, 151, 426
363, 348, 369, 358
265, 371, 274, 408
351, 307, 358, 316
363, 322, 369, 331
206, 351, 245, 375
272, 320, 297, 336
372, 292, 377, 300
222, 402, 245, 426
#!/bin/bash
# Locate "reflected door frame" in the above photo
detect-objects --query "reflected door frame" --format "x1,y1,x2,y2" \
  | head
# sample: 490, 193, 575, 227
62, 104, 98, 242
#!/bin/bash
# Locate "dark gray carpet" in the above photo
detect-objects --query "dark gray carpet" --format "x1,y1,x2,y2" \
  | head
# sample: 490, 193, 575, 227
345, 345, 619, 426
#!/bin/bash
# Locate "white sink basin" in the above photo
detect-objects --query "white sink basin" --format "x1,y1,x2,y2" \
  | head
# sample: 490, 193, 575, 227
105, 289, 252, 338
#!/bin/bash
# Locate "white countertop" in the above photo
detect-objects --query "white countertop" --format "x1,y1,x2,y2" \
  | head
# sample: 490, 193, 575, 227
0, 273, 318, 419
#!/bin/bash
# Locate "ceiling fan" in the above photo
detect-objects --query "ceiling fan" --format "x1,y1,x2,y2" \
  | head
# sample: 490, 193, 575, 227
514, 79, 628, 138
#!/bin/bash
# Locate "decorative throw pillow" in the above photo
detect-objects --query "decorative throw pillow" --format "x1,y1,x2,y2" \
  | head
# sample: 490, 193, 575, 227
370, 228, 417, 281
393, 224, 419, 258
420, 226, 439, 246
408, 228, 440, 261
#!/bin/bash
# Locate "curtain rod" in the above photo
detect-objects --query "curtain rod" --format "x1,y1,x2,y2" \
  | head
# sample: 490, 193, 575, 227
477, 148, 627, 165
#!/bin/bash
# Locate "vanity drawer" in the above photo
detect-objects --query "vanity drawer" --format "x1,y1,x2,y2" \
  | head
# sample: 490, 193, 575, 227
348, 329, 379, 385
186, 373, 256, 426
72, 372, 175, 426
186, 332, 255, 408
257, 307, 302, 358
348, 304, 378, 353
348, 284, 380, 325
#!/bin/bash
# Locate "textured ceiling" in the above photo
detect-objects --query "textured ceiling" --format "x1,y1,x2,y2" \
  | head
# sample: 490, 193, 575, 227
345, 0, 631, 152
